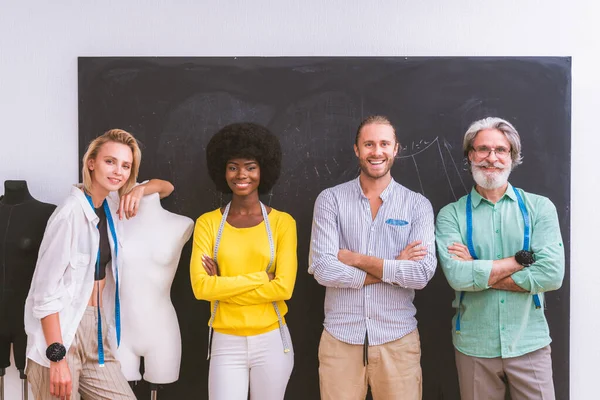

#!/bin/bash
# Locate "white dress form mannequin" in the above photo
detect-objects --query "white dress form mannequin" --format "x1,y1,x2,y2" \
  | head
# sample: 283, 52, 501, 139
115, 192, 193, 384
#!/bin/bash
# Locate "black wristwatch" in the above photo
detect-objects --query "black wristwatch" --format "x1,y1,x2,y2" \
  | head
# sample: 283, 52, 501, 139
515, 250, 535, 267
46, 342, 66, 362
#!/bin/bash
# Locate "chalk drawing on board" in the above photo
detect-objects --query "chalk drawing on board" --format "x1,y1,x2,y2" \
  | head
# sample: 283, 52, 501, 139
398, 136, 468, 200
441, 138, 468, 194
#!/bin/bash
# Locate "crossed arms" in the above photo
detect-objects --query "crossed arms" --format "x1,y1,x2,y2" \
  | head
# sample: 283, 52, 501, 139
189, 213, 297, 305
308, 190, 437, 290
435, 197, 565, 294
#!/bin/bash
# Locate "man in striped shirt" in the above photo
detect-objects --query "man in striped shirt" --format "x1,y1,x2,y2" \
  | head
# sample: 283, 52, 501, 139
309, 115, 437, 400
435, 117, 564, 400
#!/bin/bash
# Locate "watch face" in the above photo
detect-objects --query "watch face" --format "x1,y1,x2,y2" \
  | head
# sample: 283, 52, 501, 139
46, 342, 67, 362
516, 250, 535, 266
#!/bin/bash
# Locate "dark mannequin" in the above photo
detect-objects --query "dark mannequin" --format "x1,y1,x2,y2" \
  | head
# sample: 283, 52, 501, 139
0, 181, 55, 384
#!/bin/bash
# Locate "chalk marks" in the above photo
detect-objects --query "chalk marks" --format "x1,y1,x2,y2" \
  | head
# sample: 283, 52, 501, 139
442, 138, 468, 194
412, 156, 425, 195
436, 138, 457, 201
399, 136, 468, 200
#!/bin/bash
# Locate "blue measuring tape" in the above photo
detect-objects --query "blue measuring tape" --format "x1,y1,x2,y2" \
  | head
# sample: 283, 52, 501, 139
84, 193, 121, 366
456, 186, 541, 334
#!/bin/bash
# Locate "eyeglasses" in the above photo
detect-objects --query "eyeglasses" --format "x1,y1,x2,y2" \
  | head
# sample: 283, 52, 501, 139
472, 146, 511, 159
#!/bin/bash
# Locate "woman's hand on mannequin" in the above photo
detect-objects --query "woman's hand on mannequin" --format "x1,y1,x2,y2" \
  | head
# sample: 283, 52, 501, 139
202, 254, 218, 276
49, 359, 72, 400
117, 179, 175, 220
118, 185, 145, 220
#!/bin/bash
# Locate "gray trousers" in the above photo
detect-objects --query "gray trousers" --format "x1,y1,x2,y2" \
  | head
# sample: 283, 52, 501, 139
27, 306, 135, 400
455, 346, 555, 400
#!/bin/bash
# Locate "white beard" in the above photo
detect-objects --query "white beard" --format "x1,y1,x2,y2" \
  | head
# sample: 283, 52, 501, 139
472, 162, 511, 190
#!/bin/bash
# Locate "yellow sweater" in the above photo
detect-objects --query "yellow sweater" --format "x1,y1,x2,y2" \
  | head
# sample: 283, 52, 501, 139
190, 208, 297, 336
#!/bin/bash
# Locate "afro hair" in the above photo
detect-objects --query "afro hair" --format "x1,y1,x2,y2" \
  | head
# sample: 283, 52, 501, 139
206, 122, 282, 194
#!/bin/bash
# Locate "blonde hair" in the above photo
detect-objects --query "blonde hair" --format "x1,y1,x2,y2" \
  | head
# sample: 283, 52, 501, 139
82, 129, 141, 197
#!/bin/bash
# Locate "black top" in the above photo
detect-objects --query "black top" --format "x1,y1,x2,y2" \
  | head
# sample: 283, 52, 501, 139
94, 205, 111, 281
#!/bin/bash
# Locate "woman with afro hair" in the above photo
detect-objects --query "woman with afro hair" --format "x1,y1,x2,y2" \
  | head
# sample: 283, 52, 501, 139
190, 122, 297, 400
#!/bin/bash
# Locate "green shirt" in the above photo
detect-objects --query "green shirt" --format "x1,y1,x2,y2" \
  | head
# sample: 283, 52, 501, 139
435, 183, 564, 358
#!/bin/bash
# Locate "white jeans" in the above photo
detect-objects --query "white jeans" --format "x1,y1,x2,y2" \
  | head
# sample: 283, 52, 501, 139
208, 326, 294, 400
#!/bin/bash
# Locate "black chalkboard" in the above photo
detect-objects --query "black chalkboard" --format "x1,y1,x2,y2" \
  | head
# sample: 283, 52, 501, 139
78, 57, 571, 400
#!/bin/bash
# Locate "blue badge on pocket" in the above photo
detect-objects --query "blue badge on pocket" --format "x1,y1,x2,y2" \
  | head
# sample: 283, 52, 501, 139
385, 219, 408, 226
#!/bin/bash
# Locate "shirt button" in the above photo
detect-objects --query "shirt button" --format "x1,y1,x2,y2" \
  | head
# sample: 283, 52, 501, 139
495, 229, 500, 233
501, 326, 505, 331
368, 251, 373, 255
366, 295, 371, 298
366, 317, 370, 320
370, 227, 375, 231
497, 254, 501, 259
500, 299, 504, 304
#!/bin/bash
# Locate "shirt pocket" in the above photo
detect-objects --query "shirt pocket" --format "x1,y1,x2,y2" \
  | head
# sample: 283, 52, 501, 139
67, 252, 91, 297
383, 220, 411, 248
71, 252, 92, 269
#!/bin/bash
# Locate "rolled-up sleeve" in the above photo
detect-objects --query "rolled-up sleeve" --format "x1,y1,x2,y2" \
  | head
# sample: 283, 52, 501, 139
30, 214, 73, 319
381, 196, 437, 289
511, 198, 565, 294
308, 190, 366, 289
435, 204, 493, 292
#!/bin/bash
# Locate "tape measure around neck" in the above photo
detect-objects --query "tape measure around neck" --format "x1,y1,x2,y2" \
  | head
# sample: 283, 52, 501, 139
206, 202, 290, 359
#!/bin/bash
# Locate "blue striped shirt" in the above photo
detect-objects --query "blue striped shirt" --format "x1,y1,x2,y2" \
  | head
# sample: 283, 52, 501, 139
308, 177, 437, 345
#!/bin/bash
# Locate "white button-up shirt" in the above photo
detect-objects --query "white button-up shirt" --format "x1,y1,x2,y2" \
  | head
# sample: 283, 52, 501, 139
24, 186, 122, 367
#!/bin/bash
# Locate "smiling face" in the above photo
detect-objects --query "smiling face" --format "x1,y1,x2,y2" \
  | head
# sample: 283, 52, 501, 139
468, 128, 513, 190
354, 123, 399, 180
87, 141, 133, 196
225, 158, 261, 197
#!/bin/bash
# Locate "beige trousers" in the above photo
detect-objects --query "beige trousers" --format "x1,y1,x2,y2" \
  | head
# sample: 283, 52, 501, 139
455, 345, 555, 400
318, 329, 422, 400
27, 306, 135, 400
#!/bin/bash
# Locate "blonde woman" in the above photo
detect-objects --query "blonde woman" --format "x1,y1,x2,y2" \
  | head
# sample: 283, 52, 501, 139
24, 129, 173, 400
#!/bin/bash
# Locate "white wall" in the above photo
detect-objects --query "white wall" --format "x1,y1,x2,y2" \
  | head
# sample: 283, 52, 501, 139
1, 1, 597, 398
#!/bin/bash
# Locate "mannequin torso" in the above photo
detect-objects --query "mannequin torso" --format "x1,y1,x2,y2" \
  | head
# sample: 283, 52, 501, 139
0, 181, 55, 373
115, 192, 193, 383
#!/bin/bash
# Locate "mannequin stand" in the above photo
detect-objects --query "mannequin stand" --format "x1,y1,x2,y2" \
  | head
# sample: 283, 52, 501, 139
129, 380, 161, 399
0, 368, 5, 400
19, 369, 27, 400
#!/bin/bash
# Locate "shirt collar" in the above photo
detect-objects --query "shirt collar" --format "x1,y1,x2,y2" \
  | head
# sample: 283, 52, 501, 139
71, 184, 99, 223
354, 175, 396, 201
470, 182, 516, 207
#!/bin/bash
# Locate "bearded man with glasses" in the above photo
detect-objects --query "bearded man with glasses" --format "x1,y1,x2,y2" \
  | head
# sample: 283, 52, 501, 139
435, 117, 565, 400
